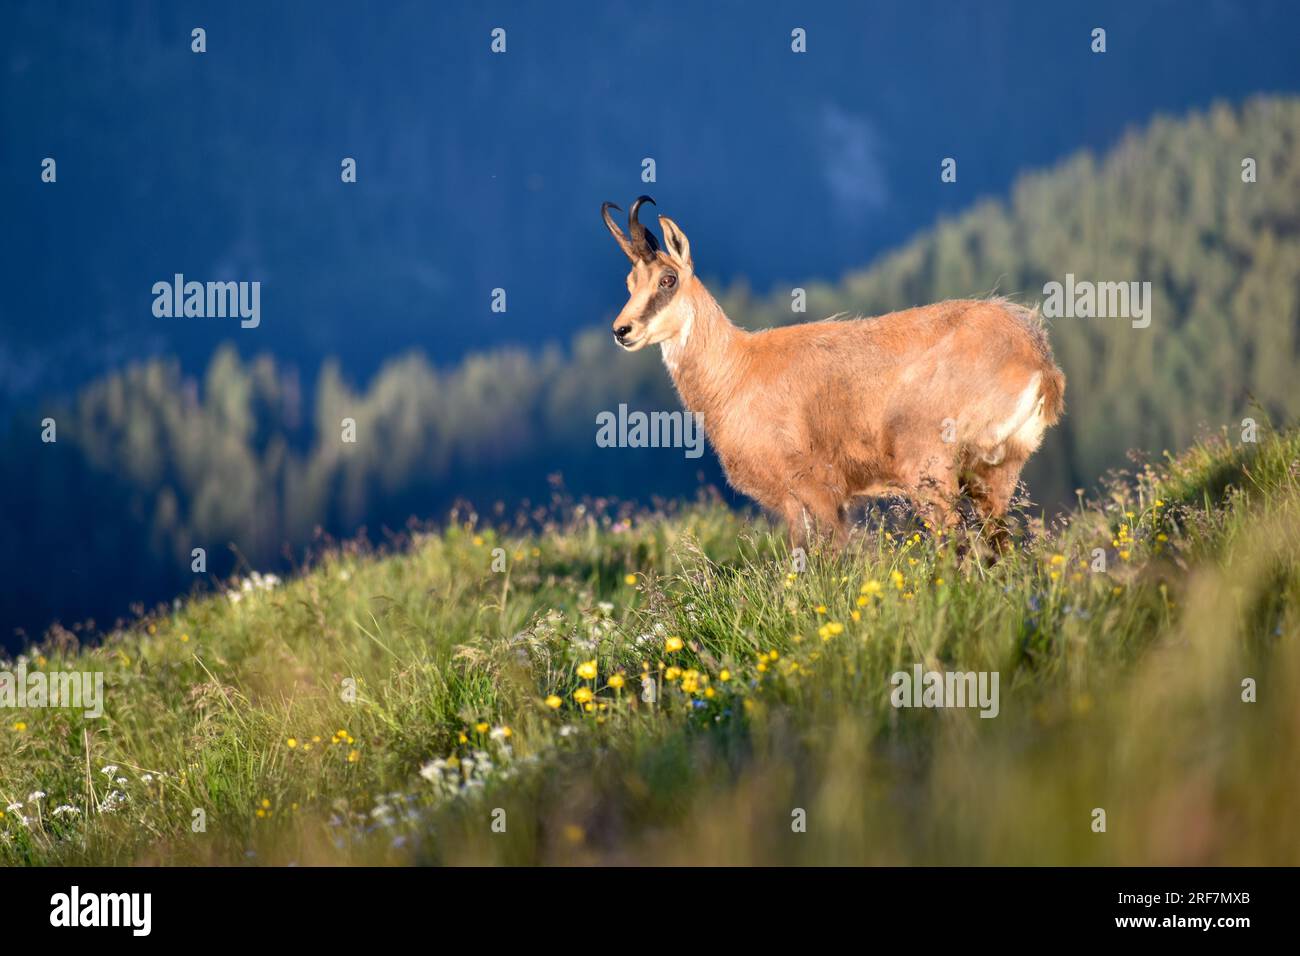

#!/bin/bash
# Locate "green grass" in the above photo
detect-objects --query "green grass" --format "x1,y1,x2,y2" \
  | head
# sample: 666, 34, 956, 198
3, 425, 1299, 865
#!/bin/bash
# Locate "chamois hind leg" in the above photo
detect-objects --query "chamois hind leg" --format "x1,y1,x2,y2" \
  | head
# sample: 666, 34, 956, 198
965, 454, 1027, 549
897, 450, 961, 539
913, 476, 962, 538
781, 486, 848, 554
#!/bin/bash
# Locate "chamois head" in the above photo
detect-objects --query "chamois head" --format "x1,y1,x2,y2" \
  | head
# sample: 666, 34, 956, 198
602, 196, 694, 351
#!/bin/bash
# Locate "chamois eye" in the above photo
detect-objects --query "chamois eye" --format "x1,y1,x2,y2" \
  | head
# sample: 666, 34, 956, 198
660, 274, 677, 289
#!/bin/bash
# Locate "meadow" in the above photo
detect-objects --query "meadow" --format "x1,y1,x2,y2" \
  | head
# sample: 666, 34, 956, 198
2, 423, 1298, 865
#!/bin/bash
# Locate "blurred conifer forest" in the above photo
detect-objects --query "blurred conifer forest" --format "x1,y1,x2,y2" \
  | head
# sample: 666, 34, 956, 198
3, 98, 1298, 646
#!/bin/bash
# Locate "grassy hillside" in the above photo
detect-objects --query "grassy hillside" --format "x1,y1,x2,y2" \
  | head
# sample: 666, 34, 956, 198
7, 97, 1299, 645
2, 423, 1299, 865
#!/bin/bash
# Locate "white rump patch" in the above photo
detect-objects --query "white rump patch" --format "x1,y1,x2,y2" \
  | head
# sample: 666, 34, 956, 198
980, 373, 1047, 463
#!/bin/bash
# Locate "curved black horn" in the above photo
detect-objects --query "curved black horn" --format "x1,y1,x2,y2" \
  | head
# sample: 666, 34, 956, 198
628, 195, 660, 260
601, 202, 635, 260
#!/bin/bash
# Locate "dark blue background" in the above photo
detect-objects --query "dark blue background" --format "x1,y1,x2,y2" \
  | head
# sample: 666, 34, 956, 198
4, 0, 1298, 401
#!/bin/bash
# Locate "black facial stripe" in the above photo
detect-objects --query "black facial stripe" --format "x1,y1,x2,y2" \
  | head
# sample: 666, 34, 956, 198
637, 279, 679, 323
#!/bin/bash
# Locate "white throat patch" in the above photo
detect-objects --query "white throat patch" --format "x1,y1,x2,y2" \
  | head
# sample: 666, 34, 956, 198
660, 309, 694, 373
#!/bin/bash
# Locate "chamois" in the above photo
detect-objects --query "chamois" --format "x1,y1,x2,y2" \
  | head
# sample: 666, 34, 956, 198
602, 196, 1065, 548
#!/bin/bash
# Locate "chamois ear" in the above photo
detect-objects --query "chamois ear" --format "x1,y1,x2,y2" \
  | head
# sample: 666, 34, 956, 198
658, 216, 692, 269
